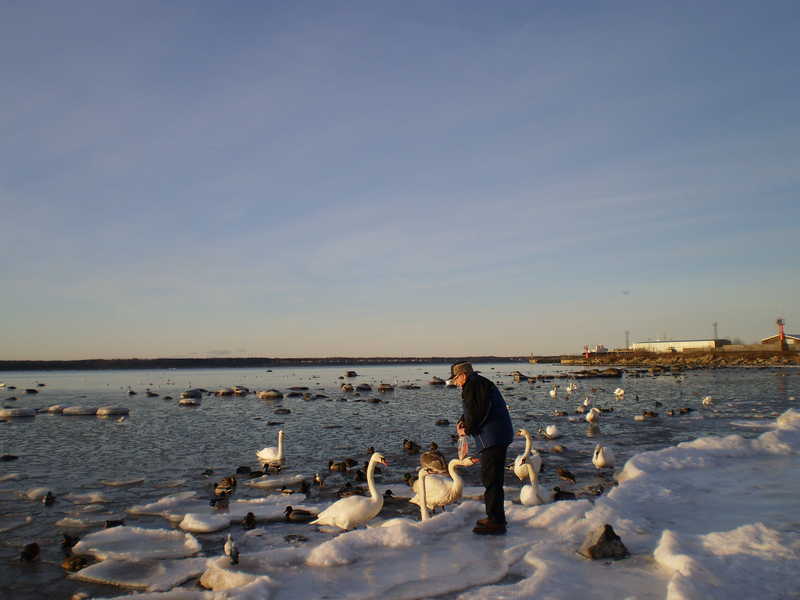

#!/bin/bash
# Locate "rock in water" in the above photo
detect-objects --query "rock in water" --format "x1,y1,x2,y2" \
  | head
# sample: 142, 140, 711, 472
578, 524, 629, 560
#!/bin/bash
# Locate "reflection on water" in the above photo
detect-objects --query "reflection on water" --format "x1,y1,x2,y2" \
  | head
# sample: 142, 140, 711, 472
0, 363, 797, 598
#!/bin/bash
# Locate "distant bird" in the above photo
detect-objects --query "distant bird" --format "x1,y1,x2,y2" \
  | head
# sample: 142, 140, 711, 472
224, 534, 239, 565
583, 396, 592, 407
20, 542, 40, 562
614, 388, 625, 398
115, 416, 126, 424
702, 395, 714, 406
313, 472, 325, 487
585, 407, 601, 424
284, 506, 315, 523
242, 512, 256, 530
214, 476, 237, 497
556, 467, 576, 484
592, 444, 615, 469
544, 424, 560, 440
552, 487, 576, 501
328, 460, 348, 472
403, 439, 421, 454
549, 388, 557, 399
42, 491, 55, 506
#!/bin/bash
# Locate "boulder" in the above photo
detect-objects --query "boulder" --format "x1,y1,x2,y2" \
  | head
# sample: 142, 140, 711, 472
578, 524, 629, 560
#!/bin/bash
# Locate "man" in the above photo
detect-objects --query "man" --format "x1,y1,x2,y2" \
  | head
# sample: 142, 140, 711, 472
449, 361, 514, 535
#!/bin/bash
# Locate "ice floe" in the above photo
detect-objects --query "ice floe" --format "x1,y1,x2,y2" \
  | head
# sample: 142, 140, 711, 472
71, 557, 208, 591
72, 526, 201, 560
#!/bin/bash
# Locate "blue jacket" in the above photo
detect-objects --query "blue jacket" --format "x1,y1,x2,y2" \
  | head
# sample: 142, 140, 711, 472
460, 373, 514, 453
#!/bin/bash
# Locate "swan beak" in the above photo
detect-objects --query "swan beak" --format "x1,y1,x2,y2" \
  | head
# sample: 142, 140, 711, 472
470, 457, 480, 465
380, 459, 389, 466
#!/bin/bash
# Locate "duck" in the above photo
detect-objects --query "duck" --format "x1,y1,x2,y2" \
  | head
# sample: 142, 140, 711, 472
285, 505, 316, 523
313, 472, 325, 487
328, 460, 349, 472
310, 452, 388, 530
242, 512, 256, 530
403, 439, 421, 454
512, 429, 542, 480
556, 466, 576, 484
256, 430, 285, 466
585, 407, 601, 424
214, 476, 237, 497
42, 491, 55, 506
552, 486, 576, 501
519, 463, 546, 506
336, 482, 367, 498
20, 542, 40, 562
409, 456, 478, 513
592, 444, 615, 469
61, 533, 80, 554
224, 534, 239, 565
419, 442, 447, 473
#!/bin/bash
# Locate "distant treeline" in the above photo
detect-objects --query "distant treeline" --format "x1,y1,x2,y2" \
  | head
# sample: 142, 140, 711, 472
0, 356, 529, 371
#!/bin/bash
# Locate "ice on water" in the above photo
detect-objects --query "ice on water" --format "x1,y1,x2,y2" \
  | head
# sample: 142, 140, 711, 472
72, 526, 201, 560
87, 409, 800, 599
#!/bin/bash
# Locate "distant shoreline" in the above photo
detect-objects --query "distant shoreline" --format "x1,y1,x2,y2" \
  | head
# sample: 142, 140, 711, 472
0, 356, 529, 371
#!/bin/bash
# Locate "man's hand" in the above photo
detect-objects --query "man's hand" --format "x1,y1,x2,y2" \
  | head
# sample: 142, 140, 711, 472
456, 421, 466, 437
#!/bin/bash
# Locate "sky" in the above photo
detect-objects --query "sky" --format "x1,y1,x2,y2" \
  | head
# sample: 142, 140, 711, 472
2, 1, 799, 360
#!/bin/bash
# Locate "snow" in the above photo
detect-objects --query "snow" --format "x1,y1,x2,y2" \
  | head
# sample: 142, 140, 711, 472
63, 491, 110, 503
86, 409, 800, 599
179, 513, 231, 533
72, 526, 201, 560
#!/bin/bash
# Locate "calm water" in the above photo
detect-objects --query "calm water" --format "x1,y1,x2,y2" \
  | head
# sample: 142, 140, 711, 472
1, 363, 798, 598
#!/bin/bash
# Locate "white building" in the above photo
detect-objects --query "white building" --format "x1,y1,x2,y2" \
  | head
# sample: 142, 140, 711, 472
631, 339, 730, 353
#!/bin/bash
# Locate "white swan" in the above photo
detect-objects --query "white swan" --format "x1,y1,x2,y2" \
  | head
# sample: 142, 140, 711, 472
585, 407, 601, 424
256, 430, 285, 465
311, 452, 388, 530
702, 395, 713, 406
583, 396, 592, 407
614, 387, 625, 397
410, 457, 477, 512
549, 388, 557, 398
544, 424, 560, 439
512, 429, 542, 480
519, 463, 546, 506
592, 444, 615, 468
566, 382, 578, 394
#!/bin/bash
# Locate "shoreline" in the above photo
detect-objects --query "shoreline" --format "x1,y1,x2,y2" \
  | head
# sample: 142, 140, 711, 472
0, 355, 529, 372
1, 350, 798, 371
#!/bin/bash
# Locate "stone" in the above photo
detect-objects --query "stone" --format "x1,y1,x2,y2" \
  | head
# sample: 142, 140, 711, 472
578, 524, 629, 560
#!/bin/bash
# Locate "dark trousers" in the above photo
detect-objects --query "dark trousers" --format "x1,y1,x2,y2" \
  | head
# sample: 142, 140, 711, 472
480, 444, 508, 525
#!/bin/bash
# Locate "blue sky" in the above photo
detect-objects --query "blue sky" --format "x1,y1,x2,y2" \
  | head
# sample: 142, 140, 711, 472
2, 1, 798, 359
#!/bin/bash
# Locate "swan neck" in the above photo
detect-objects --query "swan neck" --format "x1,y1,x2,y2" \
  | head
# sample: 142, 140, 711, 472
366, 456, 380, 500
448, 460, 464, 494
523, 431, 532, 457
277, 431, 284, 458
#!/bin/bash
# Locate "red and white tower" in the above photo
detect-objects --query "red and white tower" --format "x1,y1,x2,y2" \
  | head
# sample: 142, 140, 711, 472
777, 318, 787, 351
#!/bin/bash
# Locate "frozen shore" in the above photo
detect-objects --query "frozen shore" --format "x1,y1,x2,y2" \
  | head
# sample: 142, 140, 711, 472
66, 409, 800, 600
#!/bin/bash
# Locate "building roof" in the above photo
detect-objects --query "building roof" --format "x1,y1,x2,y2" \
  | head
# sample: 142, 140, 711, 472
760, 334, 800, 343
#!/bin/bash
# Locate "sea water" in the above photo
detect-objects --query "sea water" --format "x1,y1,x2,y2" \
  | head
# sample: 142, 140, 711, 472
0, 363, 797, 598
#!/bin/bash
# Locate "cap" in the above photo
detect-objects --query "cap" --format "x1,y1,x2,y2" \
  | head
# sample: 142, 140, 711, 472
445, 361, 473, 385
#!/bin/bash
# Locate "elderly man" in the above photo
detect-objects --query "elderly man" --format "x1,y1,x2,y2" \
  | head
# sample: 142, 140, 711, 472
449, 361, 514, 535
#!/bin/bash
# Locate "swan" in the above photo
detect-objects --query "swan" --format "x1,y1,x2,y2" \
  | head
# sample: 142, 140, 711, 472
592, 444, 615, 468
549, 388, 557, 398
566, 382, 578, 394
512, 429, 542, 480
583, 396, 592, 407
519, 463, 546, 506
256, 430, 285, 465
310, 452, 388, 530
544, 424, 560, 439
614, 388, 625, 397
410, 456, 477, 512
702, 395, 713, 406
585, 407, 601, 424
